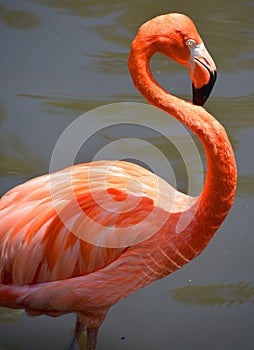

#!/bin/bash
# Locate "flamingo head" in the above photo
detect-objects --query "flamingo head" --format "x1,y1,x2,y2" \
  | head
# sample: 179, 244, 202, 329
185, 37, 217, 107
139, 13, 217, 106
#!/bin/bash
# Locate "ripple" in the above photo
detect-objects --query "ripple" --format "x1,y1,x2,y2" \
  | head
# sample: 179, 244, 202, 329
208, 94, 254, 129
237, 175, 254, 198
0, 4, 41, 30
170, 281, 254, 307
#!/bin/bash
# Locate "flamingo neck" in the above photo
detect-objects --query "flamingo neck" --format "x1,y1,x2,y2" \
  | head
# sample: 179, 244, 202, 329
128, 37, 237, 241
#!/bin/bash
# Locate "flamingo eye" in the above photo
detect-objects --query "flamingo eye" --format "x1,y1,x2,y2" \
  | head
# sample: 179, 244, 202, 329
186, 39, 196, 47
186, 39, 203, 58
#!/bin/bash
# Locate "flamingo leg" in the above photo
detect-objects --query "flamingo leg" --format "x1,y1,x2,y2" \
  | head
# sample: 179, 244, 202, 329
87, 328, 99, 350
66, 317, 86, 350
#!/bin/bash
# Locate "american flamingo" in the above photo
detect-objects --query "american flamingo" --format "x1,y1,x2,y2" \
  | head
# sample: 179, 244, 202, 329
0, 13, 237, 350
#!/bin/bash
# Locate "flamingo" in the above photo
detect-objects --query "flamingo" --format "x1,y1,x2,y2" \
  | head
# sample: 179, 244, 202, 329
0, 13, 237, 350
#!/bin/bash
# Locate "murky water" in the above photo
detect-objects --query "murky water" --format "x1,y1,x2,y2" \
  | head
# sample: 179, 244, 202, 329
0, 0, 253, 349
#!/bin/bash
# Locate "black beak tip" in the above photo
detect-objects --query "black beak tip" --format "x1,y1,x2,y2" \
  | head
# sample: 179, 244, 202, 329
192, 70, 217, 106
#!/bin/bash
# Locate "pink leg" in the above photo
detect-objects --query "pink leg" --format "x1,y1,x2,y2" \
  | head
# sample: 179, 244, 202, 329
67, 317, 85, 350
87, 328, 99, 350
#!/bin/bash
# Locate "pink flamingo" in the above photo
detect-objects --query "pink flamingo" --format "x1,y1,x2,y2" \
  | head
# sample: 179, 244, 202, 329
0, 13, 237, 350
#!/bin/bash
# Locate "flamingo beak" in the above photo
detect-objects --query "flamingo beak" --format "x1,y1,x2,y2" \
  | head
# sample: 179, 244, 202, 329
190, 44, 217, 106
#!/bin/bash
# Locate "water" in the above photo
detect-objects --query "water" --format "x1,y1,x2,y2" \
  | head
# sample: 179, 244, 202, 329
0, 0, 253, 349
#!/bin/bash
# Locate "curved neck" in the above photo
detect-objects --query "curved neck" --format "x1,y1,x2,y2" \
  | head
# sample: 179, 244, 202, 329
128, 37, 237, 239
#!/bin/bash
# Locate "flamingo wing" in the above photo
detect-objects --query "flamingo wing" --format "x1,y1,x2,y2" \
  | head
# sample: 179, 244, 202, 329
0, 160, 186, 286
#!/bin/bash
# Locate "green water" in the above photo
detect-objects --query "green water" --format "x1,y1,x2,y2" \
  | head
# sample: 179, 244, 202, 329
0, 0, 253, 349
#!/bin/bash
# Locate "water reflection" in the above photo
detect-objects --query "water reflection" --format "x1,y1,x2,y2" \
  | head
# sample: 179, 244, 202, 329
237, 176, 254, 198
0, 307, 24, 323
27, 0, 254, 71
0, 3, 40, 30
0, 136, 45, 178
0, 102, 44, 190
17, 92, 253, 150
170, 281, 254, 307
0, 102, 4, 123
210, 94, 254, 130
18, 93, 140, 114
28, 0, 125, 19
85, 51, 128, 74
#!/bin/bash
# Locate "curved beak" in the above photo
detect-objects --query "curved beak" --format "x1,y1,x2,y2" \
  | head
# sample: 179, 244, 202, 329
190, 44, 217, 106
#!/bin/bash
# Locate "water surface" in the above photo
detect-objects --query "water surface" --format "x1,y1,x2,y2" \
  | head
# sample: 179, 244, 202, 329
0, 0, 253, 349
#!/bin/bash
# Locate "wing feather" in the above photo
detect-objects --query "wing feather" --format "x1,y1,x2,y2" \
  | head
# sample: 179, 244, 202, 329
0, 160, 184, 286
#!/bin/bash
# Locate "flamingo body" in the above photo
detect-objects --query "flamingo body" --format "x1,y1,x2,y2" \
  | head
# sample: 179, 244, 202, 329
0, 13, 237, 349
0, 161, 197, 322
